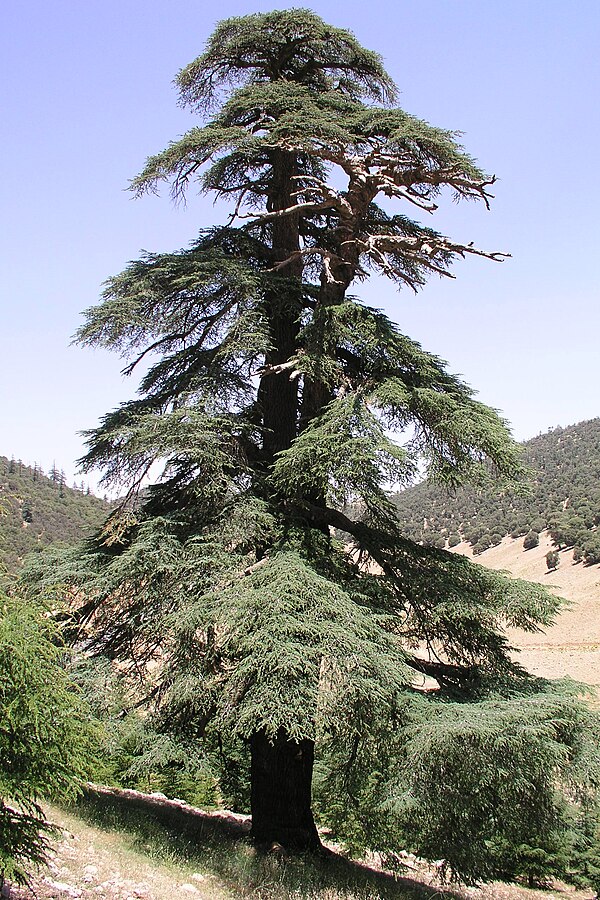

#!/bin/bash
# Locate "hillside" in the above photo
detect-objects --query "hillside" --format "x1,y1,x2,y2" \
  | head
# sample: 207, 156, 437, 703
0, 456, 110, 572
11, 795, 594, 900
391, 419, 600, 688
392, 418, 600, 563
453, 532, 600, 688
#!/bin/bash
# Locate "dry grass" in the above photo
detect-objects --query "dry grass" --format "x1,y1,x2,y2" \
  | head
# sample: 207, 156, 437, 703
7, 792, 595, 900
4, 803, 234, 899
453, 532, 600, 688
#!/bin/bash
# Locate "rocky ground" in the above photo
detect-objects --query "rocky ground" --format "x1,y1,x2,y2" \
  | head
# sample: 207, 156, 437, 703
2, 789, 596, 900
1, 799, 233, 900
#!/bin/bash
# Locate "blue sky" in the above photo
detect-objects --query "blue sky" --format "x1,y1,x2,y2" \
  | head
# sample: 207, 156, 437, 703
2, 1, 599, 490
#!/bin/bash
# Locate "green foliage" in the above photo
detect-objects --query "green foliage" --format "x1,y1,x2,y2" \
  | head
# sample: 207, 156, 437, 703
447, 531, 461, 548
583, 534, 600, 566
546, 549, 560, 571
0, 456, 110, 572
392, 419, 600, 558
523, 529, 540, 550
317, 684, 600, 886
24, 8, 600, 880
0, 584, 96, 888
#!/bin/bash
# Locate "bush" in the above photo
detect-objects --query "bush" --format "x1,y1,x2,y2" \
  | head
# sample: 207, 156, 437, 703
0, 586, 96, 889
546, 550, 560, 571
523, 530, 539, 550
448, 532, 462, 548
423, 532, 445, 549
583, 536, 600, 566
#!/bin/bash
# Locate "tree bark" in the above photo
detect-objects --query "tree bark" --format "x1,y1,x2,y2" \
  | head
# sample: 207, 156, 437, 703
249, 728, 321, 849
258, 148, 303, 459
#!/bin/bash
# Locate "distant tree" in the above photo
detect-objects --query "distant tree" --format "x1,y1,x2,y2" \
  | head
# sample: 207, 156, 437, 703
423, 532, 446, 550
448, 532, 462, 548
546, 550, 560, 571
583, 536, 600, 566
523, 530, 540, 550
530, 517, 546, 534
573, 546, 584, 564
21, 502, 32, 524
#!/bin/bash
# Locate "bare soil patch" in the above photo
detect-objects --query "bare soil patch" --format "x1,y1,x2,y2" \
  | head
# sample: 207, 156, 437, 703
454, 533, 600, 687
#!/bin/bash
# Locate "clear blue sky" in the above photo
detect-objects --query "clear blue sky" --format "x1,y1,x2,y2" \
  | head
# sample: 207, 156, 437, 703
2, 1, 599, 490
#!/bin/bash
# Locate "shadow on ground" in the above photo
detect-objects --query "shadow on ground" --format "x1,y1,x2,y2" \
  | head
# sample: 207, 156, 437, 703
73, 785, 458, 900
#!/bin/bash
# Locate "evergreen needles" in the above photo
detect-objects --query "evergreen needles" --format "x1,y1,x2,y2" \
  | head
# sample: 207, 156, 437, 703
26, 8, 600, 880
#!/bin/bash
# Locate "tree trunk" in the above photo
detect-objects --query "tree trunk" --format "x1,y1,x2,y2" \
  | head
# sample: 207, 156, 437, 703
258, 148, 303, 459
249, 728, 321, 850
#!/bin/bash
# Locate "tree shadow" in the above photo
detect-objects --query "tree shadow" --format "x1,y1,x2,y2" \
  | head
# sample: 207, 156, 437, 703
72, 785, 461, 900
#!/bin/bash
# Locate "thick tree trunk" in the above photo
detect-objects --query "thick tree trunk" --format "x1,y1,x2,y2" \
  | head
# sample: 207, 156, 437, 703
258, 148, 303, 459
253, 151, 323, 850
249, 728, 321, 850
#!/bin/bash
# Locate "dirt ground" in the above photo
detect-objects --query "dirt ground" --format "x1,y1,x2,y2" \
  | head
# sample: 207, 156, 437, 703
2, 797, 596, 900
453, 533, 600, 688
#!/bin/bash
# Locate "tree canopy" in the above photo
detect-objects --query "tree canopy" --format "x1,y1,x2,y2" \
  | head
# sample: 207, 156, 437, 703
27, 9, 600, 879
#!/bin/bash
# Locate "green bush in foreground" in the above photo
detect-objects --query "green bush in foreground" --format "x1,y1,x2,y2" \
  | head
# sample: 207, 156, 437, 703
0, 585, 96, 888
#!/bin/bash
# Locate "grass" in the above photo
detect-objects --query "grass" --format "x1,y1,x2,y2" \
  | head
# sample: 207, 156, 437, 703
37, 803, 233, 899
66, 789, 449, 900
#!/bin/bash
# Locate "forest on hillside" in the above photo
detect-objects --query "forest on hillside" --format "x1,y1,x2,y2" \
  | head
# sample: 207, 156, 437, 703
0, 456, 110, 571
392, 418, 600, 563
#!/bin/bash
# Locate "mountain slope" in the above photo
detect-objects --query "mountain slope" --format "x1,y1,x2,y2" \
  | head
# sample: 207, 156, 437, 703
392, 418, 600, 562
0, 456, 110, 572
454, 532, 600, 687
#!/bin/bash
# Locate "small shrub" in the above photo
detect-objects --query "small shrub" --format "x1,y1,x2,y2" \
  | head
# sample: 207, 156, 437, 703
523, 530, 539, 550
0, 587, 96, 889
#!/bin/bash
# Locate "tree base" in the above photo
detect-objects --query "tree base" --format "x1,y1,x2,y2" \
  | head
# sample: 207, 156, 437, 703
250, 728, 321, 851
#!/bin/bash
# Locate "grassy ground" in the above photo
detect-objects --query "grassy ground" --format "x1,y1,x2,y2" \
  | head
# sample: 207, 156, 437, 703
5, 789, 595, 900
3, 790, 452, 900
65, 788, 435, 899
4, 803, 233, 899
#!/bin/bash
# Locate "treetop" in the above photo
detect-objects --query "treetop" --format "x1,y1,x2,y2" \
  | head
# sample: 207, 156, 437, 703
176, 9, 397, 110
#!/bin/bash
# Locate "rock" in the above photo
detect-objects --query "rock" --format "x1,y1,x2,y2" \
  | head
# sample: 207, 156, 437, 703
44, 878, 83, 898
191, 873, 206, 882
180, 885, 200, 894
